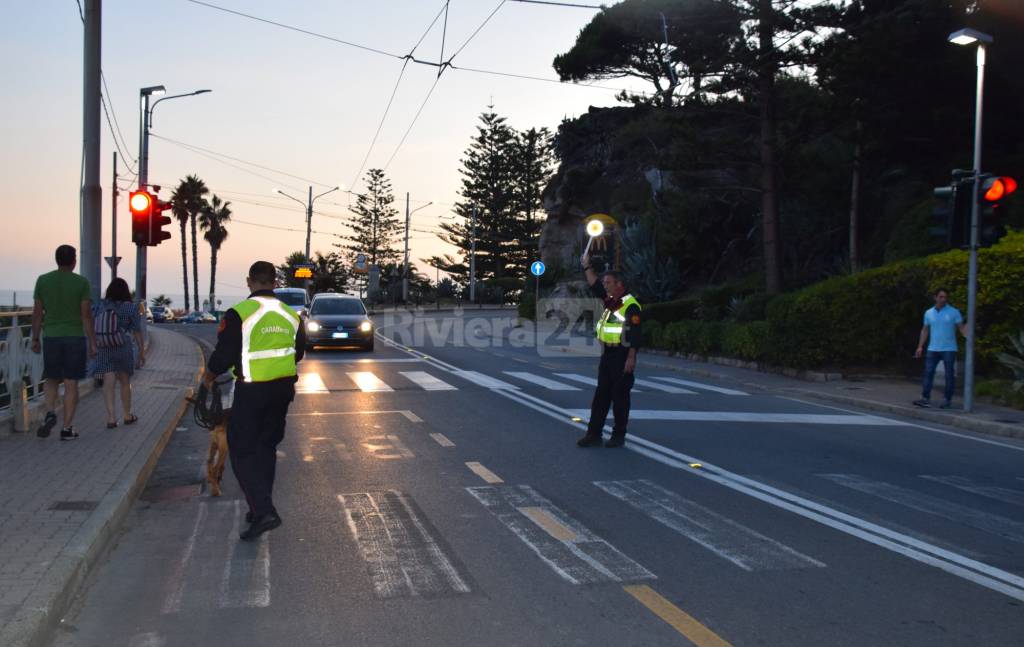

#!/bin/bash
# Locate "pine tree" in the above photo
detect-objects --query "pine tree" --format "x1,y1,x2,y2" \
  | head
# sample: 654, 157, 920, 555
510, 127, 555, 272
337, 168, 402, 267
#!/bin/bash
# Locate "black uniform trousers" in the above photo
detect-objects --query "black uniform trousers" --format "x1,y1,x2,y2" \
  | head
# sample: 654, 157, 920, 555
586, 346, 635, 438
228, 378, 296, 517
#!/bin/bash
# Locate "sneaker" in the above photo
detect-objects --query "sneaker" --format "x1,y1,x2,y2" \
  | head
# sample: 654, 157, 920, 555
912, 399, 931, 408
939, 401, 954, 410
240, 512, 282, 541
60, 427, 79, 441
37, 411, 57, 438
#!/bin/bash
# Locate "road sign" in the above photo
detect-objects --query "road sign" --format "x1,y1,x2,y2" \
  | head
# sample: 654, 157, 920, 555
104, 256, 121, 269
530, 260, 545, 277
292, 263, 314, 279
354, 253, 368, 274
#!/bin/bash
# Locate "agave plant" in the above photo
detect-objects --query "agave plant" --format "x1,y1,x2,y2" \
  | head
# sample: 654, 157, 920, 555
996, 331, 1024, 391
619, 219, 681, 302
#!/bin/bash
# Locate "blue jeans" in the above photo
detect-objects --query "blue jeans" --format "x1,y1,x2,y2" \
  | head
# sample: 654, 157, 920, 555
922, 351, 957, 403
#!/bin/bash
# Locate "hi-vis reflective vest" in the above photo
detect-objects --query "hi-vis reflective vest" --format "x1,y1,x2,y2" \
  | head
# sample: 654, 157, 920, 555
595, 294, 641, 345
231, 297, 300, 383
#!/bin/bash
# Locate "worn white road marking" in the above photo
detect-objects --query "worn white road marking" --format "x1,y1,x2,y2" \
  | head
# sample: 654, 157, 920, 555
430, 433, 456, 447
161, 502, 208, 614
338, 491, 471, 598
452, 370, 520, 390
348, 371, 394, 392
289, 409, 422, 422
821, 474, 1024, 543
400, 370, 458, 391
308, 357, 424, 363
334, 442, 354, 461
595, 480, 824, 571
220, 500, 272, 608
127, 632, 166, 647
555, 372, 643, 392
296, 371, 329, 393
648, 376, 748, 396
633, 378, 697, 394
920, 475, 1024, 507
467, 485, 655, 585
566, 409, 909, 426
502, 371, 580, 391
362, 434, 415, 460
465, 461, 504, 484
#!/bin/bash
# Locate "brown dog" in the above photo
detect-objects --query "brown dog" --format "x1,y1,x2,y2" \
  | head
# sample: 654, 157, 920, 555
206, 416, 229, 497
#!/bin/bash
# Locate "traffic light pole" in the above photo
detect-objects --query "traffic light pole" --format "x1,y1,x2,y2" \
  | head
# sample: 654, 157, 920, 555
135, 90, 153, 303
81, 0, 103, 302
964, 43, 986, 413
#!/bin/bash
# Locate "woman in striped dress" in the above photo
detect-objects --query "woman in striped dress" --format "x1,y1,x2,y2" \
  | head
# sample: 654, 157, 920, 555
91, 278, 146, 428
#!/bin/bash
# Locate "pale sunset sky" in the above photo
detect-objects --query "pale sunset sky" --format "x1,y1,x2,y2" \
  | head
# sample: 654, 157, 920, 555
0, 0, 638, 306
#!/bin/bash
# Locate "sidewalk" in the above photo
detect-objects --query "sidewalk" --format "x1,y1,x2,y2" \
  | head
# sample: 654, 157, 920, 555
0, 327, 201, 647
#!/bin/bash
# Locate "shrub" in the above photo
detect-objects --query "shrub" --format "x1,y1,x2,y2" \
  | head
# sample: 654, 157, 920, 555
645, 298, 698, 325
730, 293, 773, 323
643, 319, 665, 349
722, 322, 770, 362
517, 298, 536, 321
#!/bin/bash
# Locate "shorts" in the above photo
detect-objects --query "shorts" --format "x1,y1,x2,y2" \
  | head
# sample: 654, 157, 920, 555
42, 336, 87, 381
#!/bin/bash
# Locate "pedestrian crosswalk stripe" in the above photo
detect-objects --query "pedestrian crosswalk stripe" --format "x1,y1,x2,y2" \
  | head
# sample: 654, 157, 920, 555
633, 378, 697, 394
220, 500, 271, 608
920, 475, 1024, 507
431, 433, 456, 447
296, 371, 329, 393
400, 370, 457, 391
595, 480, 824, 571
347, 371, 393, 392
821, 474, 1024, 543
338, 491, 471, 598
161, 502, 208, 614
467, 485, 655, 585
648, 376, 748, 396
452, 370, 520, 390
567, 409, 909, 426
555, 372, 644, 392
502, 371, 580, 391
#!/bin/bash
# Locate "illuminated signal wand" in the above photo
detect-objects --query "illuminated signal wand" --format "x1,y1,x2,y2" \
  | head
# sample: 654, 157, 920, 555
582, 219, 605, 260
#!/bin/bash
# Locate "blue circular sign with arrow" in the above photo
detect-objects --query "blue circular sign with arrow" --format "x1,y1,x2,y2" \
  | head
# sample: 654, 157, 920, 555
530, 260, 546, 277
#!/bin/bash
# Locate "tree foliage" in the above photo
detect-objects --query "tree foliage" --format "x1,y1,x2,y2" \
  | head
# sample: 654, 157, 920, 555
336, 168, 402, 267
170, 174, 208, 311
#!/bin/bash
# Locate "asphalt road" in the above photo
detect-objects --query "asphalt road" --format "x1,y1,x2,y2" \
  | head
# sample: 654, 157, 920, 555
51, 314, 1024, 647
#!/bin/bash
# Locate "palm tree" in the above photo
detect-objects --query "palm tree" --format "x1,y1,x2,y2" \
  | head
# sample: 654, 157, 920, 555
170, 175, 209, 311
200, 195, 231, 313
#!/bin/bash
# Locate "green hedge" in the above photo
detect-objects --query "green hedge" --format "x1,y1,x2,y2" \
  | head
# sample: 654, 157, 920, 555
641, 231, 1024, 371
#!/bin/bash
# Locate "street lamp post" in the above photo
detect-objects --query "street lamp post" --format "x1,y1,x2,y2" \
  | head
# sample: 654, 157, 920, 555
404, 196, 433, 303
948, 27, 992, 413
275, 185, 340, 293
135, 86, 211, 302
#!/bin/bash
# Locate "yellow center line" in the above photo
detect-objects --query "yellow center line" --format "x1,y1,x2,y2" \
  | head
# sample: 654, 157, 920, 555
518, 506, 577, 542
465, 462, 504, 484
624, 585, 732, 647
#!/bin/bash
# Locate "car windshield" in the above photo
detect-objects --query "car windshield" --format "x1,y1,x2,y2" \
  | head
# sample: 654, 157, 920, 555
310, 298, 365, 315
275, 291, 307, 307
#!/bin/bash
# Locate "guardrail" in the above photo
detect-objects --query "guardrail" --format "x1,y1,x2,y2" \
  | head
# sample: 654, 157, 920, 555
0, 309, 44, 432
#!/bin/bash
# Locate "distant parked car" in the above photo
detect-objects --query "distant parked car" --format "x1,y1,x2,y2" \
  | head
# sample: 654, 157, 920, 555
151, 306, 174, 323
182, 311, 218, 324
144, 306, 154, 323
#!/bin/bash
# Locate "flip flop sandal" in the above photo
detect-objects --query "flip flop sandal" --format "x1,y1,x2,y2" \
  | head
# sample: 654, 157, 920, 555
106, 421, 118, 429
124, 414, 139, 425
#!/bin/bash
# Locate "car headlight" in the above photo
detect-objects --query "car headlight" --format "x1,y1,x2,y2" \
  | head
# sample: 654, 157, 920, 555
307, 321, 322, 332
360, 321, 372, 332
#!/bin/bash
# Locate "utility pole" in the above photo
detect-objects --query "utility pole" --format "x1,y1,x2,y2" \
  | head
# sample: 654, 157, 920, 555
469, 204, 477, 303
305, 185, 313, 261
403, 192, 410, 303
81, 0, 102, 301
136, 87, 157, 303
109, 152, 119, 279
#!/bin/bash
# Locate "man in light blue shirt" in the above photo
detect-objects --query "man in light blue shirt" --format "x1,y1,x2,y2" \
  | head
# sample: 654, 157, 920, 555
914, 288, 967, 409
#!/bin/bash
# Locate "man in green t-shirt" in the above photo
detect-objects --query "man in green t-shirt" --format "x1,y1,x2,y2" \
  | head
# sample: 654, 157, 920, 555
30, 245, 97, 440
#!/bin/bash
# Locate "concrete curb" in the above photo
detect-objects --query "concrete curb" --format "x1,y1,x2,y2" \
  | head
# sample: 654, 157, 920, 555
0, 332, 203, 647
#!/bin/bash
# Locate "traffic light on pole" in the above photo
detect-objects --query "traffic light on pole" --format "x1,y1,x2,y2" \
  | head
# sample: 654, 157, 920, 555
149, 197, 173, 246
978, 175, 1017, 247
129, 190, 153, 246
931, 180, 970, 248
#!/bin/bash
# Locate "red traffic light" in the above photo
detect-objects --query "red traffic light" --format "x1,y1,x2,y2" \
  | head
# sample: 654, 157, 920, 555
982, 176, 1018, 202
129, 190, 153, 214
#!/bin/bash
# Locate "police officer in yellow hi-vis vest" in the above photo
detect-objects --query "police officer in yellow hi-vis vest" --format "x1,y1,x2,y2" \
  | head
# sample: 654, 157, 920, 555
578, 252, 641, 448
204, 261, 306, 541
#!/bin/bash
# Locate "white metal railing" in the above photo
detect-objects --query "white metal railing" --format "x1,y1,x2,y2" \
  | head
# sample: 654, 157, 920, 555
1, 309, 45, 431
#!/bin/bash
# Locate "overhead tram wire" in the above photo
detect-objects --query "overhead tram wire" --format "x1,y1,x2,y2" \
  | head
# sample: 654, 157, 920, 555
508, 0, 602, 8
347, 0, 452, 192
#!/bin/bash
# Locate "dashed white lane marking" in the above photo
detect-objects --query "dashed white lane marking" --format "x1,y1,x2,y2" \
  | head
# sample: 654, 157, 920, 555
821, 474, 1024, 543
566, 409, 910, 426
595, 480, 824, 571
633, 378, 696, 394
465, 461, 504, 484
467, 485, 655, 585
451, 370, 520, 390
161, 502, 208, 614
502, 371, 580, 391
920, 475, 1024, 507
296, 371, 329, 393
347, 371, 394, 392
431, 433, 456, 447
127, 632, 166, 647
648, 376, 749, 396
400, 370, 458, 391
338, 491, 471, 598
